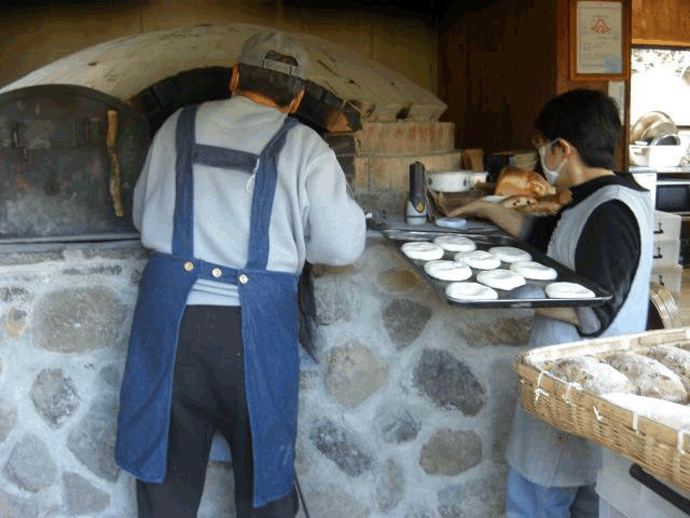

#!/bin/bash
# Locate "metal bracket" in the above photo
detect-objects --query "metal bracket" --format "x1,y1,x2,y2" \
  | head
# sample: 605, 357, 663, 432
10, 121, 29, 162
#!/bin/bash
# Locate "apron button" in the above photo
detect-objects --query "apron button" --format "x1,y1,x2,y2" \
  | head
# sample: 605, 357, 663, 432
212, 268, 222, 278
239, 274, 249, 284
183, 261, 194, 272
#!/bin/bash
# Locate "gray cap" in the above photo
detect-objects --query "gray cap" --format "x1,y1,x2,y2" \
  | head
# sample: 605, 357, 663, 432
238, 31, 310, 79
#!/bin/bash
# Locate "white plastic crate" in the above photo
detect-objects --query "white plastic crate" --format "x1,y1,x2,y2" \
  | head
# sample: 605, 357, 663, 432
652, 239, 681, 267
654, 211, 682, 242
651, 263, 683, 297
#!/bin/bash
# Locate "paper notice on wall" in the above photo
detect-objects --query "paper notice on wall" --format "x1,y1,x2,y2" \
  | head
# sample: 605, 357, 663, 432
576, 1, 623, 75
608, 80, 625, 122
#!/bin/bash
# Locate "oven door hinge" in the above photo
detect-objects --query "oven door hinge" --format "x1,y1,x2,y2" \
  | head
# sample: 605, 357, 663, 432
10, 121, 30, 163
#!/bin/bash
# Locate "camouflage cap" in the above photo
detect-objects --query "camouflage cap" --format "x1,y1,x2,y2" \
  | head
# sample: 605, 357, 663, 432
238, 31, 310, 79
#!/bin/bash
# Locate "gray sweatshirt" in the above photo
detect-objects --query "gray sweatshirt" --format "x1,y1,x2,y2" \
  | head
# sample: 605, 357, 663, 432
132, 96, 366, 306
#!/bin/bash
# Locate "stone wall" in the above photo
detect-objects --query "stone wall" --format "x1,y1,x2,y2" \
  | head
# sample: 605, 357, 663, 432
0, 234, 532, 517
0, 242, 144, 518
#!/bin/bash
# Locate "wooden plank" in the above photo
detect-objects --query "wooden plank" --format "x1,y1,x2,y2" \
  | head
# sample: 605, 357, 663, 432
438, 26, 469, 149
632, 38, 690, 48
632, 0, 690, 46
439, 0, 560, 152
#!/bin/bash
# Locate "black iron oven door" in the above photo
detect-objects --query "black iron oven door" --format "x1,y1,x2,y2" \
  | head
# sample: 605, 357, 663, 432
0, 84, 150, 243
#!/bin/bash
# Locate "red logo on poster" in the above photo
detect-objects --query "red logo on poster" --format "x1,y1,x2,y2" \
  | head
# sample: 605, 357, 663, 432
591, 17, 612, 34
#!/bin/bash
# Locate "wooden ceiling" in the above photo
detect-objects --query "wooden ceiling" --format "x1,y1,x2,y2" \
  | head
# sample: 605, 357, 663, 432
0, 0, 507, 29
279, 0, 506, 29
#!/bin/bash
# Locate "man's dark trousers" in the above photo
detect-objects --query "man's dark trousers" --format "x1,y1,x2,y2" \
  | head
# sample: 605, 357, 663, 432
136, 305, 298, 518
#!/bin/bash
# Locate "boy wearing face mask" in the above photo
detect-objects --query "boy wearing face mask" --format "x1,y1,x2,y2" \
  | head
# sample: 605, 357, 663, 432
455, 89, 653, 517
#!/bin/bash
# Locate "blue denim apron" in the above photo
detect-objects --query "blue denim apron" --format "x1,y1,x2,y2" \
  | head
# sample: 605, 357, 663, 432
115, 105, 301, 507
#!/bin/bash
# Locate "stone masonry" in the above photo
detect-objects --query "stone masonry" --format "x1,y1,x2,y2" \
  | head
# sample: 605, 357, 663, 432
0, 234, 532, 517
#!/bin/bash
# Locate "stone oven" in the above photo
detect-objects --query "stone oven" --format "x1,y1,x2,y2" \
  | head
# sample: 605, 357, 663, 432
0, 24, 527, 518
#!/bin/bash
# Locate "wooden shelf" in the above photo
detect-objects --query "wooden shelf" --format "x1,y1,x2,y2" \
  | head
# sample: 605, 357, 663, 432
632, 0, 690, 48
632, 39, 690, 49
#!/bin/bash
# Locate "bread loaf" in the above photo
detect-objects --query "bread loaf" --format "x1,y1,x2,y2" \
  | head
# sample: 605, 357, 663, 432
601, 392, 690, 431
516, 200, 563, 215
549, 355, 635, 396
645, 345, 690, 393
495, 167, 553, 198
516, 190, 572, 215
604, 352, 688, 403
500, 194, 538, 209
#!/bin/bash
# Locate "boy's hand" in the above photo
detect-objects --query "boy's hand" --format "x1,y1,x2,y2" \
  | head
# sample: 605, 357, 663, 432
448, 200, 493, 219
535, 307, 580, 326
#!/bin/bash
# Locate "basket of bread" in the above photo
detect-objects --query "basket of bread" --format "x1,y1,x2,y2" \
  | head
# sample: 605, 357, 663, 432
516, 327, 690, 492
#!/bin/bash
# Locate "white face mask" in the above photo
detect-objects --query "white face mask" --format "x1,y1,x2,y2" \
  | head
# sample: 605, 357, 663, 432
538, 139, 566, 185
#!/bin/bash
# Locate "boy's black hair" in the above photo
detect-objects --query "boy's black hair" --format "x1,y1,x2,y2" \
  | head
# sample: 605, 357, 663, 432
534, 89, 621, 169
237, 51, 305, 108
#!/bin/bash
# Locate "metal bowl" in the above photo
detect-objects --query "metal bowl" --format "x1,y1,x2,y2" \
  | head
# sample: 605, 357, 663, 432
649, 134, 681, 146
630, 111, 679, 144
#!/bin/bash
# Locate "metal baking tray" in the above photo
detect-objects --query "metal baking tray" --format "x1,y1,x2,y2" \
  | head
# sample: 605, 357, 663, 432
383, 229, 612, 308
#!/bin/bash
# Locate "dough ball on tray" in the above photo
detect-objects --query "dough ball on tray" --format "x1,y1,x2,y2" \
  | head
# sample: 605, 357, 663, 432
488, 246, 531, 263
476, 269, 526, 291
445, 282, 498, 301
545, 282, 595, 299
423, 260, 472, 282
401, 241, 444, 261
510, 260, 558, 281
433, 234, 476, 252
454, 250, 501, 270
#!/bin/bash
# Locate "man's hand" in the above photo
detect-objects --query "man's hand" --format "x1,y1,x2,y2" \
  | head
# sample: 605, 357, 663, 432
448, 199, 494, 219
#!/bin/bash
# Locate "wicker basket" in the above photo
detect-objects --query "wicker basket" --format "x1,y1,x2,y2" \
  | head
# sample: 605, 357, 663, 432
516, 327, 690, 492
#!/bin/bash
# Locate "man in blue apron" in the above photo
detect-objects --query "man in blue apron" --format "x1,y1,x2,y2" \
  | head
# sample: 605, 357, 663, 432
115, 31, 366, 517
455, 89, 653, 517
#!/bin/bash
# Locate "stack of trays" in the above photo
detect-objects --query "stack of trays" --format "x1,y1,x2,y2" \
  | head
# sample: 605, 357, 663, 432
383, 229, 611, 308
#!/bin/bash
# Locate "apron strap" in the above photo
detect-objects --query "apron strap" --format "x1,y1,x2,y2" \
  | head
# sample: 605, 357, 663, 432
172, 105, 198, 258
246, 116, 300, 270
174, 105, 300, 269
194, 145, 258, 173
